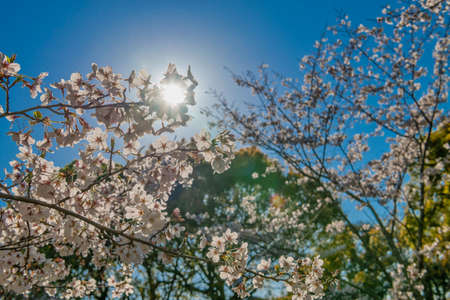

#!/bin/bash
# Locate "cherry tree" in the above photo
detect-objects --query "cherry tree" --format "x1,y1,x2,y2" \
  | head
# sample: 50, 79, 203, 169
208, 0, 449, 299
0, 51, 326, 298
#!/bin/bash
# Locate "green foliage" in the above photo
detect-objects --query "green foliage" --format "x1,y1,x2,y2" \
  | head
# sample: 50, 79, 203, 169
400, 122, 449, 295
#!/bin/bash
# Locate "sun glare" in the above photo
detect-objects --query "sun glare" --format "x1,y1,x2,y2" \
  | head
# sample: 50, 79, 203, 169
161, 83, 186, 105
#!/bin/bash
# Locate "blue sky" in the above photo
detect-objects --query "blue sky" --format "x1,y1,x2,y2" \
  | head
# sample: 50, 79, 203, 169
1, 1, 388, 220
1, 0, 385, 164
1, 0, 393, 222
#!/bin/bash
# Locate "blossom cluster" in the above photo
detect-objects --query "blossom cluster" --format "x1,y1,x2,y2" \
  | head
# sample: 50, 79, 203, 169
201, 229, 325, 299
0, 53, 235, 297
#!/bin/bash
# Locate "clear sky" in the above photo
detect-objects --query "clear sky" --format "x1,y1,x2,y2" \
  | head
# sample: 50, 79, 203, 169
1, 0, 386, 191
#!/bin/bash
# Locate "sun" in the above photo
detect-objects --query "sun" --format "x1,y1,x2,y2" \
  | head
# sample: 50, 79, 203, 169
161, 83, 186, 105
